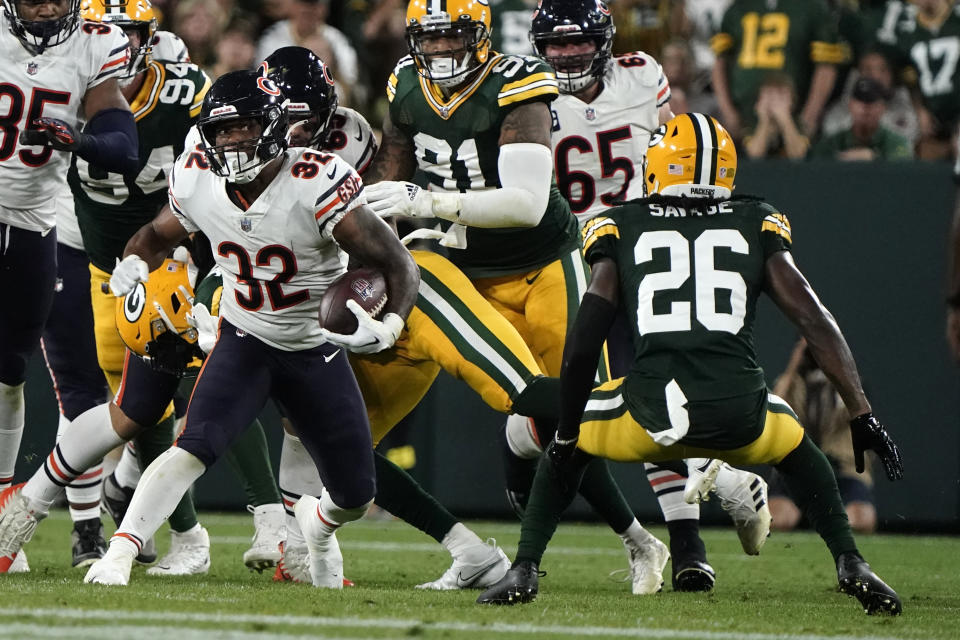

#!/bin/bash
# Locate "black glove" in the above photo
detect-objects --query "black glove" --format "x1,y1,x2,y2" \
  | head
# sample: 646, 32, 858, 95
19, 117, 81, 151
849, 412, 903, 481
545, 435, 578, 470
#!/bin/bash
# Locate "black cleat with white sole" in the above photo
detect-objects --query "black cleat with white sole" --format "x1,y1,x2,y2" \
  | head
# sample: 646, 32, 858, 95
672, 558, 716, 592
837, 552, 902, 615
476, 560, 542, 605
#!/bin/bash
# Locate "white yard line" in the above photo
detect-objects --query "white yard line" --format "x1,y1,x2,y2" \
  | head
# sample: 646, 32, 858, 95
0, 607, 906, 640
0, 623, 368, 640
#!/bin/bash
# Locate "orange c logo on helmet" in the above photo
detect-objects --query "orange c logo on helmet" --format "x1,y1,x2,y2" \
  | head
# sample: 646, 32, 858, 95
321, 63, 334, 87
258, 61, 270, 77
257, 76, 281, 96
597, 0, 610, 16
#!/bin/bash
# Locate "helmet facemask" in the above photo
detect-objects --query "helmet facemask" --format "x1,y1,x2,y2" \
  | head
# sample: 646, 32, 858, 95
408, 20, 489, 89
3, 0, 82, 53
200, 109, 288, 185
533, 32, 608, 94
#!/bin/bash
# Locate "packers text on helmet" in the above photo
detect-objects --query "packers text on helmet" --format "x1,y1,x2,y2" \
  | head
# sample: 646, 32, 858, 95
645, 113, 737, 199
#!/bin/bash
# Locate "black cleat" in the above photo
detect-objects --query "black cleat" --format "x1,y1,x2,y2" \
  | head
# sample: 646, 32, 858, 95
672, 558, 716, 592
101, 472, 157, 564
476, 560, 543, 605
837, 552, 902, 615
71, 518, 106, 568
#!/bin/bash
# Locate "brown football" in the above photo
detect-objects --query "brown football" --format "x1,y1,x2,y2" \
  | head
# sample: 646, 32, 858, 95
318, 267, 388, 335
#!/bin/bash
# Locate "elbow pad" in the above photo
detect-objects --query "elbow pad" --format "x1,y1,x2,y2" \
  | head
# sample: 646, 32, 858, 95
77, 108, 139, 175
441, 143, 553, 228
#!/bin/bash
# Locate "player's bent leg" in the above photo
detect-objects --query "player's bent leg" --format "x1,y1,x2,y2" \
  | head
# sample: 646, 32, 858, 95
85, 447, 207, 586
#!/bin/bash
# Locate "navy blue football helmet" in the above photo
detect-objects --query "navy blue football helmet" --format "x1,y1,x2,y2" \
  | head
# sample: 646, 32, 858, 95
197, 70, 289, 184
529, 0, 615, 94
2, 0, 83, 53
261, 46, 338, 148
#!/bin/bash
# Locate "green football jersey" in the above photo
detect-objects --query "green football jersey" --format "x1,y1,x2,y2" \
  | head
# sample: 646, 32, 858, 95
387, 53, 579, 278
581, 196, 792, 424
70, 60, 211, 272
711, 0, 846, 125
888, 3, 960, 127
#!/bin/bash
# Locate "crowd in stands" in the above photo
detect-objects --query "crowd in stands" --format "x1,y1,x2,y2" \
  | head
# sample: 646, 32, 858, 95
149, 0, 958, 164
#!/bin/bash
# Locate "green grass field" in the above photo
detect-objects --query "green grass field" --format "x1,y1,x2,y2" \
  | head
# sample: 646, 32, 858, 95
1, 510, 957, 639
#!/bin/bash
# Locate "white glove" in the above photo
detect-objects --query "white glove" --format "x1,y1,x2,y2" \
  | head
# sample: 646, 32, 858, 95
109, 255, 149, 296
365, 181, 438, 219
186, 302, 219, 354
319, 299, 404, 354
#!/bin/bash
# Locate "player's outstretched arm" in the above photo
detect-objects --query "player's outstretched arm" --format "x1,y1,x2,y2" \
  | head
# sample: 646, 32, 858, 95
363, 111, 418, 184
552, 258, 620, 461
764, 251, 869, 416
124, 204, 190, 271
765, 250, 904, 481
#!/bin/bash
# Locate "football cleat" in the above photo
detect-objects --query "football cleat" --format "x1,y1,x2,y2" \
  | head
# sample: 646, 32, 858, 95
682, 458, 722, 505
83, 541, 136, 586
714, 466, 772, 555
476, 560, 543, 605
146, 525, 210, 576
71, 518, 107, 568
0, 483, 44, 572
837, 552, 902, 615
243, 503, 284, 572
672, 558, 716, 592
416, 539, 510, 590
293, 495, 344, 589
273, 540, 309, 583
101, 473, 157, 564
620, 531, 670, 595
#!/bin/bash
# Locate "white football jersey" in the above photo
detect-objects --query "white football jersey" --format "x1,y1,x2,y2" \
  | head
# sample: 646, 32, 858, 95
322, 106, 377, 175
54, 184, 83, 251
150, 30, 189, 63
0, 17, 129, 231
550, 52, 671, 226
168, 147, 366, 351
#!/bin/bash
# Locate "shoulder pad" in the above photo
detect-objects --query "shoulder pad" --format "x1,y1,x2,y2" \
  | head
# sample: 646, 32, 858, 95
387, 55, 417, 102
491, 55, 559, 108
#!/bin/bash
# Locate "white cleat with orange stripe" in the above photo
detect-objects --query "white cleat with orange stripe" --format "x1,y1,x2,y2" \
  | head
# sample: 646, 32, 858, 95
0, 484, 45, 573
293, 495, 344, 589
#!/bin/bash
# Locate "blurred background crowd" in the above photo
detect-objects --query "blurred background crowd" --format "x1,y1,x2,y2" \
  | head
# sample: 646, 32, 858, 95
149, 0, 960, 165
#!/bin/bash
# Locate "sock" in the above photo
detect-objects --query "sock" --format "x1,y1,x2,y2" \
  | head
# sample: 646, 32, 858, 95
577, 457, 635, 533
224, 418, 281, 507
279, 431, 324, 543
515, 453, 589, 565
500, 419, 539, 518
113, 447, 206, 551
617, 518, 654, 544
774, 434, 857, 561
0, 382, 25, 489
134, 416, 198, 533
373, 449, 457, 543
23, 402, 122, 506
645, 462, 700, 521
666, 519, 707, 562
55, 414, 103, 521
440, 522, 484, 558
113, 441, 140, 489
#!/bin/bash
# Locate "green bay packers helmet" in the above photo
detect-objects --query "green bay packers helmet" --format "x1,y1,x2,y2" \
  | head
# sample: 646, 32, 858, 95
645, 113, 737, 199
405, 0, 491, 89
116, 258, 202, 376
82, 0, 158, 82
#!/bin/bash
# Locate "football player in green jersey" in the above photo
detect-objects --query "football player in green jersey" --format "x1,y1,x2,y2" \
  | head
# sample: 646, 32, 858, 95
363, 0, 671, 592
710, 0, 847, 139
478, 113, 904, 616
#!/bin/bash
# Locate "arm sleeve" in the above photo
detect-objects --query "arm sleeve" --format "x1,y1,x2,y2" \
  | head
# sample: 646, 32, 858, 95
314, 156, 368, 238
77, 107, 139, 175
431, 142, 553, 228
759, 208, 793, 257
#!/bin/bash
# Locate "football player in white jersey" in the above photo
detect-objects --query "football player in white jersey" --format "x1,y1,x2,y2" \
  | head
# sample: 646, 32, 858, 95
529, 0, 771, 593
0, 0, 136, 569
74, 69, 419, 587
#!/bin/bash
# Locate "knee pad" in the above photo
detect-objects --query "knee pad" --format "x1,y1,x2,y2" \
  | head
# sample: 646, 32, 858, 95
505, 414, 542, 460
319, 490, 372, 526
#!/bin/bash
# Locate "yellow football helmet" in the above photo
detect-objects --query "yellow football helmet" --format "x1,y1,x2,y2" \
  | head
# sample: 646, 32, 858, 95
644, 113, 737, 199
405, 0, 491, 89
116, 258, 201, 376
82, 0, 158, 80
